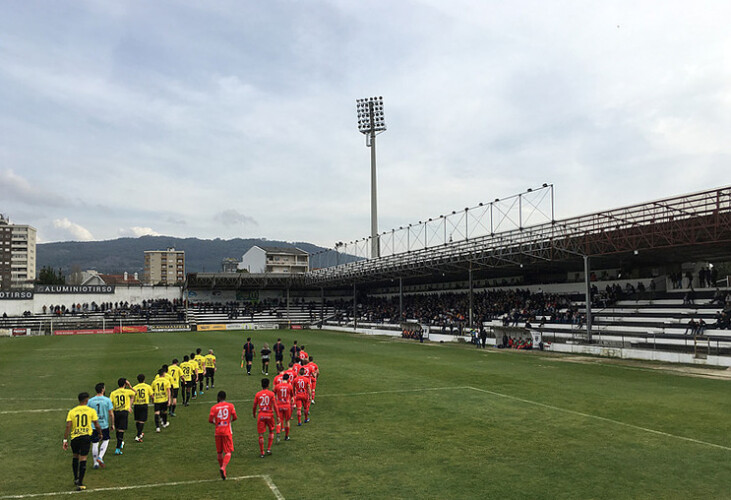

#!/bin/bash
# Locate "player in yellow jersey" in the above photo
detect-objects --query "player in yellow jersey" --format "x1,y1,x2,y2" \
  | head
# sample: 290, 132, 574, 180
132, 374, 152, 443
194, 348, 206, 396
152, 368, 171, 433
157, 366, 174, 428
180, 355, 194, 406
189, 351, 200, 398
168, 359, 184, 416
204, 349, 217, 389
109, 378, 135, 455
63, 392, 102, 491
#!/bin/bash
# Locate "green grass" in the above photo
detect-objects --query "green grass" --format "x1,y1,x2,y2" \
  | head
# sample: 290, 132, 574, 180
1, 329, 730, 499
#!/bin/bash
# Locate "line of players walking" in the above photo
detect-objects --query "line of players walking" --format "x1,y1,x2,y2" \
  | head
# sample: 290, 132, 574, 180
62, 340, 319, 491
211, 338, 319, 480
62, 347, 217, 491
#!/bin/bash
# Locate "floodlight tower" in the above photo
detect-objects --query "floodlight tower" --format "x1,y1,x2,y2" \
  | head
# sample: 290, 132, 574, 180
356, 96, 386, 259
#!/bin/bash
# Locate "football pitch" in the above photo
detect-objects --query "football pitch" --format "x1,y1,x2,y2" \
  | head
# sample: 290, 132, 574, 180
0, 329, 730, 500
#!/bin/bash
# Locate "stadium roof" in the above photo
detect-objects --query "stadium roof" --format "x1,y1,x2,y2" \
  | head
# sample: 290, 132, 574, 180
187, 185, 731, 290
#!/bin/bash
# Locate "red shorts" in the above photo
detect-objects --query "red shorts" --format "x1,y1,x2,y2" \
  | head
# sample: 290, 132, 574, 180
277, 405, 292, 422
310, 378, 317, 390
295, 396, 309, 410
215, 434, 234, 453
257, 413, 275, 434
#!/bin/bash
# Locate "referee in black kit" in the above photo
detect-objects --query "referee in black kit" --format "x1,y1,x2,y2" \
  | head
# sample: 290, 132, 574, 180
242, 337, 255, 375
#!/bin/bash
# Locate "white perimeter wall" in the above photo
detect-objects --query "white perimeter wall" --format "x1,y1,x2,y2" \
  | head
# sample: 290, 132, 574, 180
0, 285, 183, 316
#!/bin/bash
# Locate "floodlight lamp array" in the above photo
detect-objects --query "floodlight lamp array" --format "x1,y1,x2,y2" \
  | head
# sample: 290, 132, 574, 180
356, 96, 386, 133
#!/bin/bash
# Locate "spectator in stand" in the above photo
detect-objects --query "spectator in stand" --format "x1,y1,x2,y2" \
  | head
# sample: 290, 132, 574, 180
685, 271, 694, 288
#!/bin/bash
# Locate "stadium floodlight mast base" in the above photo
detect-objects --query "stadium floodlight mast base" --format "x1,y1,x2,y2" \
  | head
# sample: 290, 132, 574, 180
356, 96, 386, 259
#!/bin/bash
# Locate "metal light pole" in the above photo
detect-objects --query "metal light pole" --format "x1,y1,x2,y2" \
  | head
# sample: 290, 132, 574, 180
356, 96, 386, 259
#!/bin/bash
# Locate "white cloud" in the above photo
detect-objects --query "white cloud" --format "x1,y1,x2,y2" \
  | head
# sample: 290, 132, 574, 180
52, 218, 95, 241
214, 209, 258, 226
119, 226, 161, 237
0, 169, 69, 207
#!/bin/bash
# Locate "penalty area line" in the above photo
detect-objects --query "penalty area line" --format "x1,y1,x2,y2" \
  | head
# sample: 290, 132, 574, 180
465, 386, 731, 452
0, 474, 285, 499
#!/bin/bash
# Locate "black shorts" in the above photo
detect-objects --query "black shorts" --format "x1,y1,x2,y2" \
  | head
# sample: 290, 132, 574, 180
186, 379, 195, 388
154, 402, 168, 413
275, 353, 283, 361
133, 405, 148, 422
171, 387, 179, 398
205, 367, 215, 377
70, 435, 91, 456
262, 357, 270, 363
91, 427, 110, 443
114, 410, 129, 431
245, 354, 253, 362
198, 372, 205, 382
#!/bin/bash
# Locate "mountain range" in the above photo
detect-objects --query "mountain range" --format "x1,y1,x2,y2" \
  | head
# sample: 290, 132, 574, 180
36, 236, 341, 275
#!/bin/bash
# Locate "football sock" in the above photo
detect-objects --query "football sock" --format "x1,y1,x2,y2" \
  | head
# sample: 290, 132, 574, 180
116, 432, 123, 449
91, 443, 100, 462
258, 436, 264, 454
267, 433, 273, 451
217, 453, 223, 467
162, 413, 168, 425
222, 452, 231, 469
78, 461, 87, 485
297, 409, 301, 424
99, 440, 109, 459
285, 427, 289, 437
154, 414, 160, 428
171, 404, 176, 414
136, 422, 144, 436
72, 457, 79, 481
210, 374, 214, 386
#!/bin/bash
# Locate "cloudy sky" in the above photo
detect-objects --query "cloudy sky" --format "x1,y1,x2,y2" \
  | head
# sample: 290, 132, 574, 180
1, 1, 730, 247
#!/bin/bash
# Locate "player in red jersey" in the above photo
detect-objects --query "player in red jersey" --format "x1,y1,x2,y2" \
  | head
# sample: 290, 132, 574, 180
306, 356, 319, 403
252, 379, 278, 458
273, 373, 294, 442
298, 345, 309, 363
273, 368, 284, 388
209, 391, 237, 480
294, 368, 312, 426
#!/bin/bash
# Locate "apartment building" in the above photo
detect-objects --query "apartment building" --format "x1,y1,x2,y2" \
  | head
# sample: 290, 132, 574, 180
144, 247, 185, 284
0, 215, 37, 290
238, 246, 309, 274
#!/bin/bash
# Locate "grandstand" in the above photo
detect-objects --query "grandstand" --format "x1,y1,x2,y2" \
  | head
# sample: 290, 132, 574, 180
3, 185, 731, 366
186, 185, 731, 366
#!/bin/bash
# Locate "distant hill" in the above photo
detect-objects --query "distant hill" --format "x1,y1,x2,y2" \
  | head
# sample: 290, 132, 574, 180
36, 236, 349, 275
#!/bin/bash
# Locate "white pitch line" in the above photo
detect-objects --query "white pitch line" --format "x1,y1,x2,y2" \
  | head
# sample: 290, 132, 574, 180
1, 386, 465, 414
8, 385, 728, 453
465, 386, 731, 452
0, 474, 284, 499
262, 474, 286, 500
185, 386, 464, 406
0, 408, 66, 415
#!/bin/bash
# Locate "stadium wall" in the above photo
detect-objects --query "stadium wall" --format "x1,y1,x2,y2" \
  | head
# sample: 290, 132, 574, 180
0, 285, 183, 316
548, 343, 731, 368
324, 325, 470, 343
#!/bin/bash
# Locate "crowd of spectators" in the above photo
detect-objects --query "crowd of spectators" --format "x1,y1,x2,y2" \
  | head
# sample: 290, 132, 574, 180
38, 299, 185, 321
327, 289, 579, 331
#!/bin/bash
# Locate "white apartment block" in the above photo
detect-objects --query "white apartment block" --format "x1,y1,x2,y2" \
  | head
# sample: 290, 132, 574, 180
0, 215, 37, 290
238, 246, 309, 274
144, 247, 185, 284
